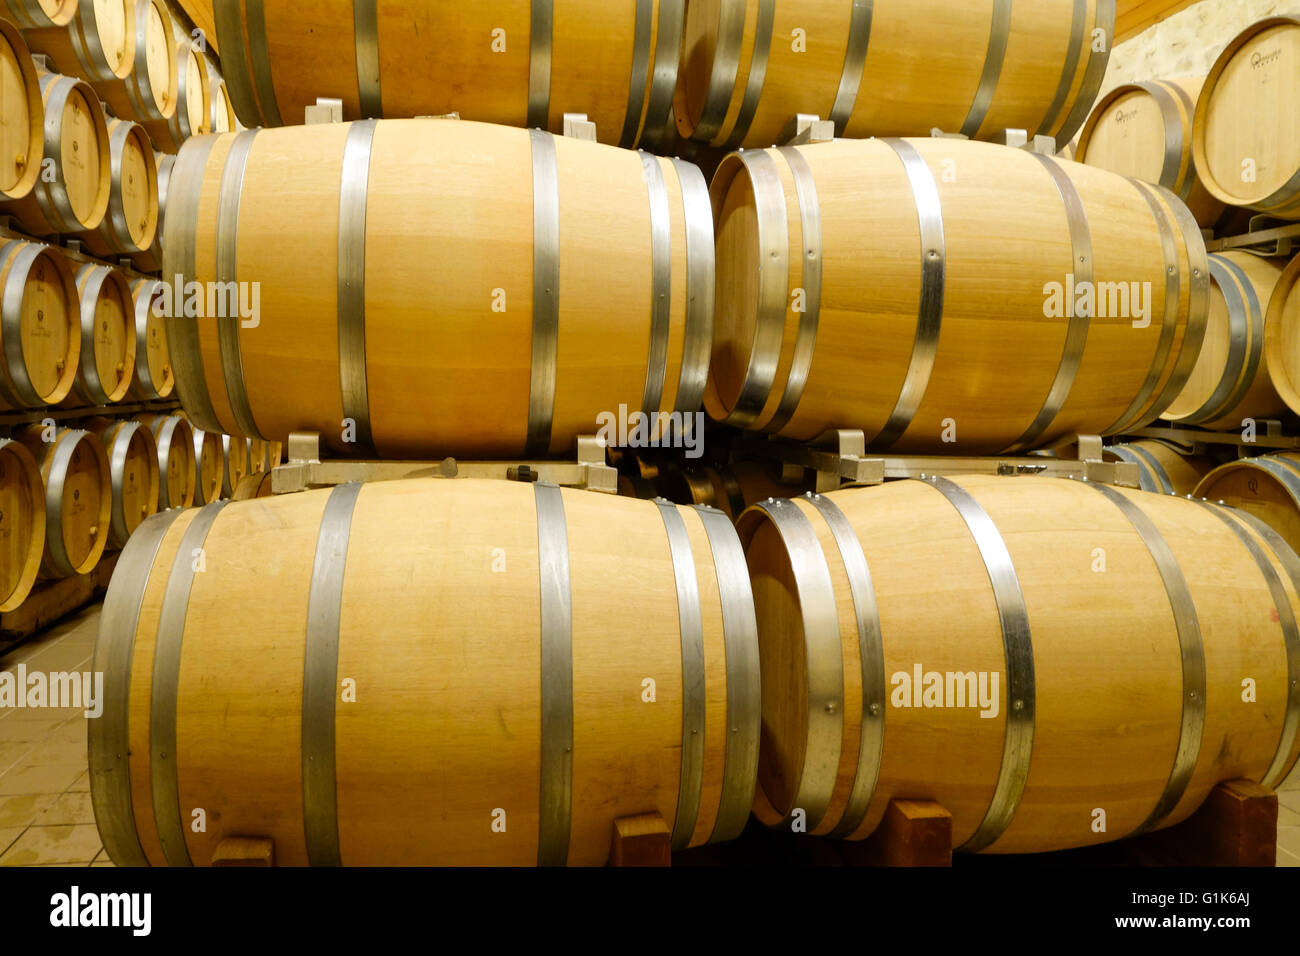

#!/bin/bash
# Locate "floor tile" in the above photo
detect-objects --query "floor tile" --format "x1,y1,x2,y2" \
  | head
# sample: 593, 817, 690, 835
0, 824, 101, 866
17, 736, 87, 769
38, 791, 94, 826
0, 761, 84, 797
1278, 846, 1300, 868
0, 827, 23, 856
64, 770, 89, 793
0, 793, 56, 830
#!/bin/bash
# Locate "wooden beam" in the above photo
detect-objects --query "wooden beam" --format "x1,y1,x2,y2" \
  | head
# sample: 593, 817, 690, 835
608, 813, 672, 867
843, 799, 954, 867
1116, 0, 1201, 45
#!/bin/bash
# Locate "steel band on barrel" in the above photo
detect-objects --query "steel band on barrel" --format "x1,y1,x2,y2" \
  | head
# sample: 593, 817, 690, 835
338, 120, 378, 457
535, 482, 573, 865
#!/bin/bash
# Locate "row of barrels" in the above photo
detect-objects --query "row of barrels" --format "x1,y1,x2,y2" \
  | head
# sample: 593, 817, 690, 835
88, 473, 1300, 864
0, 413, 278, 612
615, 455, 810, 520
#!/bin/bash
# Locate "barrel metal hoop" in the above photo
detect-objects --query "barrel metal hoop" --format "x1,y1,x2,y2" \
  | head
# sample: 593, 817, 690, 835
122, 2, 157, 122
1086, 481, 1205, 836
155, 417, 185, 508
1204, 254, 1265, 423
1124, 442, 1175, 495
1136, 81, 1186, 193
670, 158, 714, 418
1, 242, 46, 407
829, 0, 875, 134
353, 0, 382, 117
721, 0, 775, 150
1004, 153, 1093, 453
1176, 255, 1249, 425
211, 0, 262, 127
1101, 180, 1182, 434
244, 0, 283, 126
693, 0, 748, 144
149, 500, 227, 867
653, 500, 707, 850
526, 129, 561, 457
806, 494, 887, 840
959, 0, 1013, 139
534, 482, 573, 866
1213, 506, 1300, 789
528, 0, 554, 129
104, 121, 135, 253
38, 75, 83, 234
132, 280, 164, 399
640, 153, 673, 424
77, 266, 111, 405
1165, 80, 1198, 201
1107, 445, 1159, 493
105, 423, 131, 543
301, 481, 363, 867
44, 431, 85, 578
1035, 0, 1087, 138
338, 119, 378, 457
763, 147, 822, 436
67, 0, 108, 81
619, 0, 654, 148
641, 0, 686, 147
872, 138, 946, 451
215, 129, 265, 441
923, 476, 1035, 852
89, 506, 185, 867
1054, 0, 1116, 147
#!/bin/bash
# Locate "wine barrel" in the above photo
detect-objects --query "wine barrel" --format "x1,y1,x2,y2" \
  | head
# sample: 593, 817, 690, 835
676, 0, 1115, 149
2, 0, 75, 29
0, 19, 47, 204
2, 72, 111, 236
0, 239, 80, 410
88, 417, 158, 548
142, 39, 209, 152
208, 67, 235, 133
24, 0, 134, 84
126, 277, 173, 400
1160, 251, 1285, 430
617, 472, 659, 499
1193, 16, 1300, 218
1106, 439, 1217, 496
136, 412, 195, 509
739, 476, 1300, 852
163, 119, 714, 459
131, 151, 173, 273
78, 118, 159, 257
1194, 454, 1300, 557
212, 1, 682, 148
667, 459, 809, 520
17, 425, 111, 578
90, 478, 760, 865
70, 263, 136, 405
246, 436, 266, 474
191, 425, 224, 505
707, 137, 1208, 454
219, 433, 248, 498
0, 437, 46, 611
91, 0, 177, 127
228, 469, 271, 501
1076, 77, 1225, 228
1262, 252, 1300, 418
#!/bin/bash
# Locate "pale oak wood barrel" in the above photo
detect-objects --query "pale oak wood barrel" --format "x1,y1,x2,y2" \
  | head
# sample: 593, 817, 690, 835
17, 424, 111, 578
86, 416, 158, 548
707, 137, 1208, 454
1193, 16, 1300, 218
130, 151, 172, 273
126, 276, 173, 400
1261, 252, 1300, 419
91, 0, 177, 126
667, 459, 809, 520
739, 476, 1300, 852
163, 119, 715, 459
1, 71, 111, 236
2, 0, 76, 29
0, 437, 46, 611
208, 68, 235, 134
0, 19, 47, 204
1076, 77, 1225, 228
676, 0, 1115, 149
1160, 251, 1286, 431
1106, 439, 1216, 497
227, 468, 269, 500
24, 0, 135, 84
190, 424, 223, 504
0, 239, 80, 410
142, 39, 209, 152
90, 478, 761, 865
219, 432, 247, 497
1194, 454, 1300, 558
136, 412, 194, 509
78, 117, 159, 257
70, 262, 136, 404
213, 0, 684, 149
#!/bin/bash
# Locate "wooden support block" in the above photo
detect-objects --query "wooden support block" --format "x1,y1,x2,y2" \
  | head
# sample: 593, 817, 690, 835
844, 799, 953, 867
212, 837, 275, 868
1134, 779, 1277, 867
608, 813, 671, 867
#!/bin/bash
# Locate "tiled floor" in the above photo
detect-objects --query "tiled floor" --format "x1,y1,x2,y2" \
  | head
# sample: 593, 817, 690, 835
0, 602, 1298, 867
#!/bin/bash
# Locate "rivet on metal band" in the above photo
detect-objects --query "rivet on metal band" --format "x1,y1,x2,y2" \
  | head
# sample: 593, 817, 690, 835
535, 482, 573, 866
829, 0, 874, 134
619, 0, 654, 148
654, 500, 707, 850
353, 0, 382, 118
528, 0, 554, 129
526, 129, 561, 457
1035, 0, 1086, 138
302, 482, 363, 867
640, 153, 673, 424
1214, 507, 1300, 790
211, 0, 263, 127
338, 120, 378, 458
872, 139, 946, 451
806, 494, 887, 840
722, 0, 775, 150
215, 129, 264, 442
693, 506, 758, 843
693, 0, 748, 144
150, 501, 227, 867
244, 0, 283, 126
960, 0, 1013, 139
1054, 0, 1116, 148
1086, 481, 1204, 836
641, 0, 686, 147
924, 477, 1035, 852
1004, 154, 1093, 453
764, 147, 821, 435
671, 158, 714, 418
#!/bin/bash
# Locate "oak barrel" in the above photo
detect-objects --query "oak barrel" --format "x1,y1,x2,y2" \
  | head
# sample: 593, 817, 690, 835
1262, 252, 1300, 418
163, 119, 714, 459
90, 478, 761, 865
1106, 439, 1216, 497
0, 437, 46, 611
708, 137, 1208, 454
676, 0, 1115, 149
126, 277, 173, 400
91, 0, 177, 126
739, 475, 1300, 852
78, 118, 159, 257
70, 263, 136, 405
23, 0, 134, 84
208, 65, 235, 133
136, 412, 194, 509
142, 38, 209, 152
219, 432, 247, 498
1076, 77, 1224, 227
17, 425, 111, 578
0, 239, 80, 410
228, 469, 270, 501
190, 425, 223, 505
131, 151, 172, 273
1194, 454, 1300, 557
0, 19, 47, 204
2, 0, 76, 29
88, 416, 158, 548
